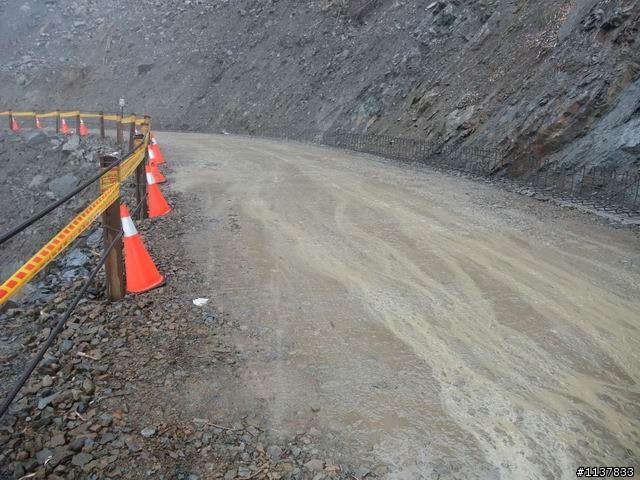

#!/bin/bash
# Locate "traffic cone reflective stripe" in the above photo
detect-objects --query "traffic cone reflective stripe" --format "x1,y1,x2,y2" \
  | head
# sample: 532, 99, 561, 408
79, 118, 89, 136
122, 211, 137, 237
151, 164, 166, 183
148, 147, 166, 183
120, 204, 164, 293
11, 117, 20, 132
146, 167, 171, 217
150, 134, 165, 164
35, 117, 43, 129
60, 118, 71, 135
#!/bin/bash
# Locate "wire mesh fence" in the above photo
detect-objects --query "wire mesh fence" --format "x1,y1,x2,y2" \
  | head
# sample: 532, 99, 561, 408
506, 152, 640, 215
225, 125, 640, 216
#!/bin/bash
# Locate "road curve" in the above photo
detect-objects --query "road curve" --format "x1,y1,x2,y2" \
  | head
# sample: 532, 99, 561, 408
160, 132, 640, 480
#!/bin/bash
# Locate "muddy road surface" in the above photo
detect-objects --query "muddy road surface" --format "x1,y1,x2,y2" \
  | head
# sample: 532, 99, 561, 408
160, 132, 640, 479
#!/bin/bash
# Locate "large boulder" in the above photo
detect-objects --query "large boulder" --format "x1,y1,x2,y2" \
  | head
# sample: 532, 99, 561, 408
62, 134, 81, 153
24, 129, 49, 146
49, 173, 80, 198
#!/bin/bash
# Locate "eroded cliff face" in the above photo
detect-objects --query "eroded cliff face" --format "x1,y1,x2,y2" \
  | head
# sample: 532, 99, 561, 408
0, 0, 638, 173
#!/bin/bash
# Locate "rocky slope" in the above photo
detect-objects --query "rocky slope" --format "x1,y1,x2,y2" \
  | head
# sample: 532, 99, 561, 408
0, 0, 638, 175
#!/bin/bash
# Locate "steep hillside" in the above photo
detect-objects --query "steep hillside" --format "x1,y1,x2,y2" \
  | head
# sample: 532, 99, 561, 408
0, 0, 638, 174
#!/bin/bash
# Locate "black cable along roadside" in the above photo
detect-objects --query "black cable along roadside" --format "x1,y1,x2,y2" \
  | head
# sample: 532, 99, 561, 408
0, 156, 124, 246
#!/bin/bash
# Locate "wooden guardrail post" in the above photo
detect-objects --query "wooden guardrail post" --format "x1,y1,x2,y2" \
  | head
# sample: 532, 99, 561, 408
128, 114, 136, 151
99, 111, 105, 139
135, 132, 148, 221
100, 155, 125, 301
76, 113, 81, 135
56, 111, 60, 134
8, 111, 12, 129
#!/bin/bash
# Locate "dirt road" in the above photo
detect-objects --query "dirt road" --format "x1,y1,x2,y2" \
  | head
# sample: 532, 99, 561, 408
160, 132, 640, 479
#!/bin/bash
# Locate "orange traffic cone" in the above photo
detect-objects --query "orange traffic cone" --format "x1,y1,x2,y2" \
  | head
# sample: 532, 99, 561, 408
79, 118, 89, 136
11, 117, 20, 132
60, 118, 71, 135
120, 204, 164, 293
146, 166, 171, 217
148, 147, 166, 183
35, 117, 43, 129
151, 135, 165, 164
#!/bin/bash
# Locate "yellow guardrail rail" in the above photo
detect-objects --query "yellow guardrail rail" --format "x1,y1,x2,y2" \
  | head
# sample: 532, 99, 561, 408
0, 185, 120, 303
0, 110, 151, 127
0, 110, 152, 305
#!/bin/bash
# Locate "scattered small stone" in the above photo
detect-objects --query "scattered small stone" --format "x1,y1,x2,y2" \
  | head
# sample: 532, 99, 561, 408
60, 339, 73, 353
82, 378, 94, 394
63, 249, 89, 268
267, 445, 282, 460
71, 452, 94, 467
141, 426, 157, 438
35, 449, 53, 465
304, 459, 324, 472
85, 228, 103, 247
38, 392, 59, 409
125, 435, 142, 452
49, 433, 66, 448
48, 446, 73, 467
99, 432, 116, 444
69, 437, 86, 452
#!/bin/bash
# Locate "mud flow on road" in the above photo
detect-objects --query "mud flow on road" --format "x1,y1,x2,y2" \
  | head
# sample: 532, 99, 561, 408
162, 132, 640, 480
